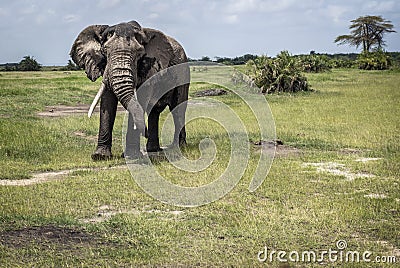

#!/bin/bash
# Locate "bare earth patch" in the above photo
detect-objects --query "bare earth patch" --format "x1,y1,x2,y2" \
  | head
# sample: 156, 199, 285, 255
364, 193, 388, 199
37, 104, 125, 117
187, 98, 220, 107
81, 205, 185, 223
339, 148, 369, 155
37, 100, 216, 118
355, 157, 383, 162
252, 139, 301, 158
73, 131, 97, 141
0, 165, 128, 186
193, 88, 228, 97
302, 161, 375, 181
0, 225, 105, 250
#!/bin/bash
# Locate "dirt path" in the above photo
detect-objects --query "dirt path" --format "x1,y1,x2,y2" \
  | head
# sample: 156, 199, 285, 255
0, 165, 128, 186
36, 100, 216, 118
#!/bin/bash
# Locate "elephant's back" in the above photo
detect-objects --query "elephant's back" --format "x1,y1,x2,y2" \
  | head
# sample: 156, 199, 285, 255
166, 36, 188, 66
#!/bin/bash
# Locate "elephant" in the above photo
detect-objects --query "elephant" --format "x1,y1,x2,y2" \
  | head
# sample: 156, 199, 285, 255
70, 20, 189, 160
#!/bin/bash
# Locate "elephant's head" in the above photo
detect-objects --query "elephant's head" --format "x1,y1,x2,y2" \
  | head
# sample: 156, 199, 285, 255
70, 21, 173, 134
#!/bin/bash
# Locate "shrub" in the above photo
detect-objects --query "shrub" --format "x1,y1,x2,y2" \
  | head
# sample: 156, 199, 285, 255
298, 54, 332, 73
61, 60, 81, 71
357, 49, 392, 70
18, 56, 42, 71
330, 58, 355, 68
245, 51, 310, 93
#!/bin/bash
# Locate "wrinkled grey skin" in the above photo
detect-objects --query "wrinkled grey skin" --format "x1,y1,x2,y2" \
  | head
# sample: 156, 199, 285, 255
70, 21, 189, 160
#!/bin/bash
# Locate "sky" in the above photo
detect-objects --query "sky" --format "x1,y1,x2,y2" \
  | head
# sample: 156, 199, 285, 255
0, 0, 399, 65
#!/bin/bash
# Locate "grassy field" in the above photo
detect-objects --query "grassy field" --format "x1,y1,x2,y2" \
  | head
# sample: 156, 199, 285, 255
0, 68, 399, 267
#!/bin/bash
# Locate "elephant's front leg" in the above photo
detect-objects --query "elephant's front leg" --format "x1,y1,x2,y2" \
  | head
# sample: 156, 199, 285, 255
146, 110, 162, 152
92, 89, 118, 161
123, 113, 143, 159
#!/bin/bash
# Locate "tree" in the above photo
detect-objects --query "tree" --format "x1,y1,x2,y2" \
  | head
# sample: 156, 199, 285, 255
18, 56, 42, 71
64, 60, 81, 71
335, 15, 396, 52
201, 56, 211, 61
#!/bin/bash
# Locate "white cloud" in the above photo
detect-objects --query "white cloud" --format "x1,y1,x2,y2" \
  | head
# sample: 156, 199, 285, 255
33, 9, 57, 25
47, 9, 56, 16
35, 14, 46, 25
64, 14, 79, 23
225, 0, 259, 13
20, 4, 37, 15
223, 14, 238, 24
150, 2, 170, 13
325, 5, 348, 24
363, 1, 396, 12
98, 0, 121, 9
225, 0, 305, 14
0, 7, 8, 17
148, 13, 159, 19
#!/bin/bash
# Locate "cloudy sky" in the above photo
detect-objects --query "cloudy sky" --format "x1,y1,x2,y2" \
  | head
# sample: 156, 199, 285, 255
0, 0, 399, 65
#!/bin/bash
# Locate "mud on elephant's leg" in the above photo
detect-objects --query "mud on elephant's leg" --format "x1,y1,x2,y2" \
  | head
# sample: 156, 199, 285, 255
92, 89, 118, 161
92, 146, 113, 161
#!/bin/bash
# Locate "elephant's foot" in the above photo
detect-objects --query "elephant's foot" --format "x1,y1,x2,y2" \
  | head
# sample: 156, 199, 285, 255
167, 139, 187, 149
92, 146, 113, 161
178, 139, 187, 148
121, 151, 144, 160
146, 142, 163, 153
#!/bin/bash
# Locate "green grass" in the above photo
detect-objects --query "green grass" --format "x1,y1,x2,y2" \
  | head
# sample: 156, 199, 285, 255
0, 71, 124, 179
0, 68, 399, 267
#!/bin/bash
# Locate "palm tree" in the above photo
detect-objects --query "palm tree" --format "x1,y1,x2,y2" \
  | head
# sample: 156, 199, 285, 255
335, 15, 396, 52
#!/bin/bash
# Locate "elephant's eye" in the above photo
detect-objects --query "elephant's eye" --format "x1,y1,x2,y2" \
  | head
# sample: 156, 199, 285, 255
135, 33, 143, 44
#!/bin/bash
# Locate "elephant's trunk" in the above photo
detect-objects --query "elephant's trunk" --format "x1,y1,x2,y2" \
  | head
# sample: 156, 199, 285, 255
107, 52, 146, 135
108, 52, 137, 108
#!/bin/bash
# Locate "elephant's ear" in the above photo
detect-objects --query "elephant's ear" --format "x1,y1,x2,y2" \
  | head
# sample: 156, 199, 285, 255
142, 28, 174, 70
70, 25, 109, 81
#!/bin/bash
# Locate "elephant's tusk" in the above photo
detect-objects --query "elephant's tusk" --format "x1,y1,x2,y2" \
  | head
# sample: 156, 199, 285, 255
88, 82, 105, 118
133, 89, 138, 130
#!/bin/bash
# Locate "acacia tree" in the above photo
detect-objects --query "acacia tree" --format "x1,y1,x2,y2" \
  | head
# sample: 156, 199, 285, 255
335, 15, 396, 52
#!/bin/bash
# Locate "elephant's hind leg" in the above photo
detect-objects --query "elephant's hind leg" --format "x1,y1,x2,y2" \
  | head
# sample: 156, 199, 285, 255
170, 84, 188, 148
146, 109, 163, 152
